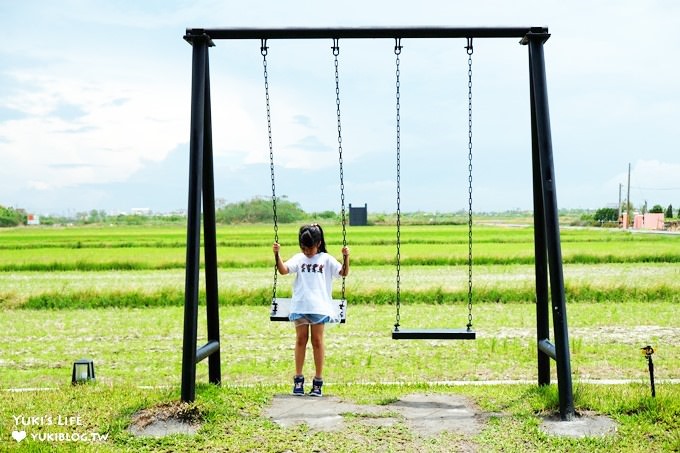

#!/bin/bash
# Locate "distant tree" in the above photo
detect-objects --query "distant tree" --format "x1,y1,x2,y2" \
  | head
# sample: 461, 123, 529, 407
666, 204, 674, 218
216, 197, 306, 224
315, 210, 338, 220
593, 207, 618, 223
114, 214, 145, 225
0, 205, 25, 227
579, 212, 594, 223
87, 209, 107, 223
649, 204, 664, 214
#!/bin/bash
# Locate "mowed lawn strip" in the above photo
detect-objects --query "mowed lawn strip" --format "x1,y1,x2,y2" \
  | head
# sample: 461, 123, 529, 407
1, 304, 678, 389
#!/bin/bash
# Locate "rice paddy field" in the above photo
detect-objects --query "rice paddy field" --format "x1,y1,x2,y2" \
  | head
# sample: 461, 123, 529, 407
1, 222, 679, 385
1, 222, 679, 451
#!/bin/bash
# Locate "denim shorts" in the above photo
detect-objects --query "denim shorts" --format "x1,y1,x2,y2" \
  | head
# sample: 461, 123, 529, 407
289, 313, 331, 324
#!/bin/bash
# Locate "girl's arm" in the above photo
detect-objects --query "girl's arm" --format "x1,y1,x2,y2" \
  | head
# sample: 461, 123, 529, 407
273, 242, 289, 275
340, 246, 350, 277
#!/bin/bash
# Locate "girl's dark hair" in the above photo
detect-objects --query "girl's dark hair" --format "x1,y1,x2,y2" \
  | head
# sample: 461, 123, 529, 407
298, 224, 327, 253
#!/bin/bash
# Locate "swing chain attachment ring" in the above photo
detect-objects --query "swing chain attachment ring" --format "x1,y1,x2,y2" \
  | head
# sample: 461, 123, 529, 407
465, 37, 473, 55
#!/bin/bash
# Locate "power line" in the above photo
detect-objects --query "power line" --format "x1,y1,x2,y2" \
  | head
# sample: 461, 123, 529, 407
630, 186, 680, 191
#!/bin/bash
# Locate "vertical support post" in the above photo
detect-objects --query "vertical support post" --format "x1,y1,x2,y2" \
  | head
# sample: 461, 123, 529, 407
530, 52, 551, 387
201, 54, 222, 386
181, 34, 209, 403
526, 32, 575, 420
626, 162, 632, 228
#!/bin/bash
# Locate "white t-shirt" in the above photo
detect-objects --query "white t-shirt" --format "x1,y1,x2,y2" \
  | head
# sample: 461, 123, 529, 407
285, 252, 343, 319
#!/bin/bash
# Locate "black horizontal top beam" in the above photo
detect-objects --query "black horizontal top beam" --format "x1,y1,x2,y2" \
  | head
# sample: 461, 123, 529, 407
184, 26, 548, 43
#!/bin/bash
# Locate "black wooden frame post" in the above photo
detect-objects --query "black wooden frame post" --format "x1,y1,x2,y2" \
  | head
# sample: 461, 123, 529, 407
181, 31, 220, 403
530, 43, 552, 389
524, 31, 575, 420
202, 52, 222, 388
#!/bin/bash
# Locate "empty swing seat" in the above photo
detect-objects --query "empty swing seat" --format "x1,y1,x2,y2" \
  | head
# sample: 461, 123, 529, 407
392, 328, 476, 340
270, 298, 347, 324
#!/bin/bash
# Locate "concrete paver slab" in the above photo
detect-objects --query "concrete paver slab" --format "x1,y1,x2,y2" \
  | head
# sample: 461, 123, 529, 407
540, 413, 618, 438
266, 393, 483, 437
390, 393, 483, 436
267, 393, 618, 440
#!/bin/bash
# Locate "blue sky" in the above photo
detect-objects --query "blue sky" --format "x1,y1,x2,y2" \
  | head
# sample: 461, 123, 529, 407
1, 1, 679, 216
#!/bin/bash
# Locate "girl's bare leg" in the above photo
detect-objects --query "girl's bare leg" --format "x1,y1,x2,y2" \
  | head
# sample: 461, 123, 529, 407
310, 323, 325, 379
295, 324, 309, 376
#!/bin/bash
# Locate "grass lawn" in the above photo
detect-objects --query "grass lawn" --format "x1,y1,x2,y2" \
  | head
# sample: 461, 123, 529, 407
1, 223, 678, 451
3, 382, 679, 452
1, 304, 679, 451
2, 304, 678, 389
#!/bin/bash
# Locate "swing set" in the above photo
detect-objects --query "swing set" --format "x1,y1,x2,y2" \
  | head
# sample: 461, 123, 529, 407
266, 36, 473, 337
267, 38, 348, 324
180, 26, 576, 421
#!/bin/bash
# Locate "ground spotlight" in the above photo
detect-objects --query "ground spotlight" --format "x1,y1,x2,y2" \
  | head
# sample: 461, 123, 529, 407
71, 359, 95, 385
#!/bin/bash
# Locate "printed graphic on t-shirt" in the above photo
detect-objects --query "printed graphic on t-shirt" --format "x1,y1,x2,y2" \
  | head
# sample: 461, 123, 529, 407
301, 263, 324, 273
285, 252, 341, 321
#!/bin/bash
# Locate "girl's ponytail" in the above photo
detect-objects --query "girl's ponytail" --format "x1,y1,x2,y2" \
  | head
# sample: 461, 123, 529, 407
298, 224, 327, 253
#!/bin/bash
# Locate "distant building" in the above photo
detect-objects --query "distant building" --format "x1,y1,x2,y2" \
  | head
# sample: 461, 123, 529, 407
27, 214, 40, 225
349, 203, 368, 226
621, 212, 665, 230
633, 213, 664, 230
131, 208, 152, 216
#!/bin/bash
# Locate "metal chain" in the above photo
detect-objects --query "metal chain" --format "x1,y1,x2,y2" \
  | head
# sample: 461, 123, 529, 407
466, 37, 474, 331
262, 39, 279, 313
332, 38, 347, 301
394, 38, 402, 331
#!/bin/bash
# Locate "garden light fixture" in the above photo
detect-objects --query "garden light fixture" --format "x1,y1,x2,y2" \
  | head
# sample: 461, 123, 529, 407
71, 359, 95, 385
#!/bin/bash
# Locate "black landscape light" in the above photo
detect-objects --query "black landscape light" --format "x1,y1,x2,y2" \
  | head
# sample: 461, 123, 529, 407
71, 359, 95, 385
641, 345, 655, 397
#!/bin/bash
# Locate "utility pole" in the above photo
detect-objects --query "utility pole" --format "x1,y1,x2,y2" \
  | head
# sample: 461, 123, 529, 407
618, 183, 622, 226
626, 163, 632, 228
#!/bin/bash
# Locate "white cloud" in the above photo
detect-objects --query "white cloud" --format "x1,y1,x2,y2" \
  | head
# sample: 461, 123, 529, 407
607, 160, 680, 191
210, 72, 343, 171
2, 0, 680, 213
605, 160, 680, 208
28, 181, 51, 191
0, 68, 187, 192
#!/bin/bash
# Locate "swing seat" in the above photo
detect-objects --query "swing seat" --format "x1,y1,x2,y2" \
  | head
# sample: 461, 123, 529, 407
270, 298, 347, 324
392, 328, 476, 340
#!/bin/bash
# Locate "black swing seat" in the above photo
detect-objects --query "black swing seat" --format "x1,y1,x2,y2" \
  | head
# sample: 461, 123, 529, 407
270, 298, 347, 324
392, 328, 476, 340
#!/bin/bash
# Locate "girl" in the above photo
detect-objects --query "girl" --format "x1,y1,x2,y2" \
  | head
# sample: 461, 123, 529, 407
273, 224, 350, 397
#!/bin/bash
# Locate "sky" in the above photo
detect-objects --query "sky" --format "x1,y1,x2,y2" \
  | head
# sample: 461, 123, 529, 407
1, 0, 679, 216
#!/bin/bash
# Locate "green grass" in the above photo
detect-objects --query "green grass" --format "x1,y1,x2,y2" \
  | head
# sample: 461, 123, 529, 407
0, 223, 678, 451
1, 304, 677, 389
2, 263, 678, 309
1, 378, 679, 451
0, 224, 678, 272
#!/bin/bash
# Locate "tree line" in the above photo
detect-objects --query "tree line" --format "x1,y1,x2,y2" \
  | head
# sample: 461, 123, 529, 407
3, 199, 678, 228
589, 203, 676, 225
0, 198, 330, 227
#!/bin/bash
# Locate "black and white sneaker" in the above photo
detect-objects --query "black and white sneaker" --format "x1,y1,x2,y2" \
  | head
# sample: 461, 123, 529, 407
292, 375, 305, 396
309, 378, 323, 397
